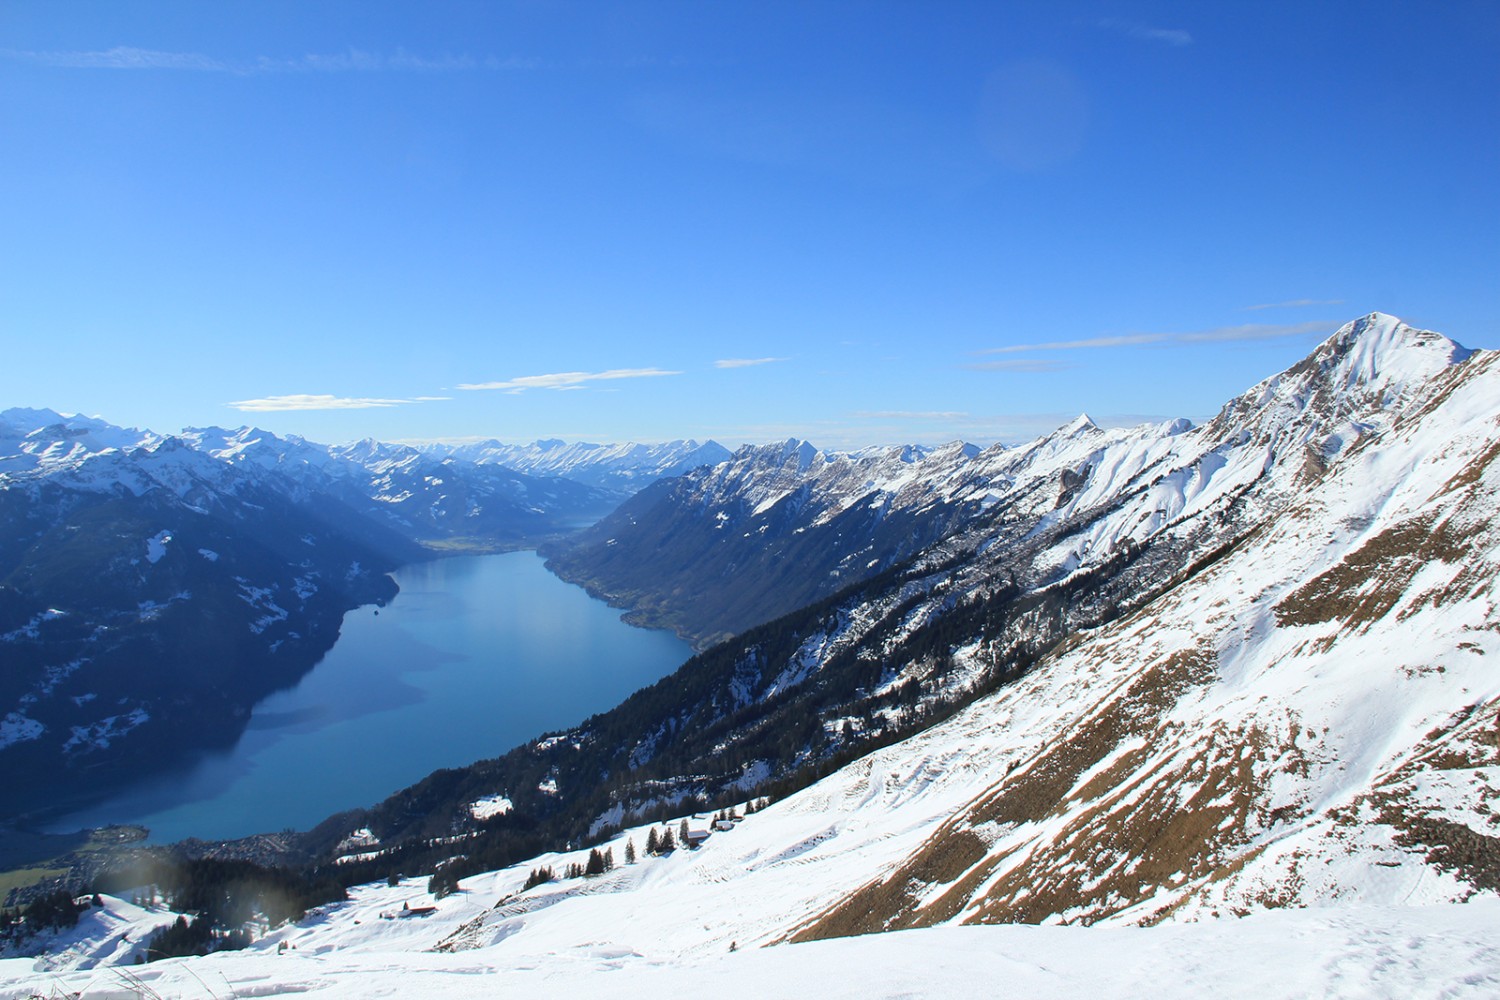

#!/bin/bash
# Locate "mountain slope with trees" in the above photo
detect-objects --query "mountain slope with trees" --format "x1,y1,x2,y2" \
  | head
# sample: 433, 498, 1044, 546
301, 315, 1499, 926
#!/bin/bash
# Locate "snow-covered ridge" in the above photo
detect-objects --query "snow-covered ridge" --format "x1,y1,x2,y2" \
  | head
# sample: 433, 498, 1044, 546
433, 437, 733, 492
551, 313, 1479, 648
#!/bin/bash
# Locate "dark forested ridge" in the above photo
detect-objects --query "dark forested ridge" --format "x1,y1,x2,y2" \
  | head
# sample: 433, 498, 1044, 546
542, 445, 986, 649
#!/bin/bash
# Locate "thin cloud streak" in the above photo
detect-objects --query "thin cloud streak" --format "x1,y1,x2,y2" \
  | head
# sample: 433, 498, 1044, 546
1177, 321, 1335, 342
2, 46, 541, 75
715, 357, 787, 369
978, 335, 1166, 355
227, 394, 426, 412
1097, 19, 1193, 47
853, 410, 969, 420
1245, 298, 1346, 311
979, 322, 1336, 356
965, 359, 1072, 373
4, 46, 230, 71
456, 368, 681, 394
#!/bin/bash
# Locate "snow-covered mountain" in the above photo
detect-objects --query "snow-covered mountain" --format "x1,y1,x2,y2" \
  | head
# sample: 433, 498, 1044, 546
434, 437, 732, 493
178, 425, 622, 548
4, 313, 1499, 996
0, 408, 160, 475
306, 315, 1500, 923
544, 437, 989, 646
545, 313, 1471, 650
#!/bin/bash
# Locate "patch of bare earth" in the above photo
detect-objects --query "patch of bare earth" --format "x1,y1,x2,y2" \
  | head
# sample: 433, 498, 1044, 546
1369, 700, 1500, 893
1274, 514, 1473, 639
784, 645, 1322, 939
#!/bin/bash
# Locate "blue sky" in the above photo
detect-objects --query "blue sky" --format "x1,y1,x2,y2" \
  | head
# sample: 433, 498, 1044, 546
2, 1, 1496, 449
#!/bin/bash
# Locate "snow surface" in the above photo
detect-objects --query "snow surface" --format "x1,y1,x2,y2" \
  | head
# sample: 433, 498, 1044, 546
2, 891, 1495, 999
468, 795, 513, 820
144, 530, 172, 565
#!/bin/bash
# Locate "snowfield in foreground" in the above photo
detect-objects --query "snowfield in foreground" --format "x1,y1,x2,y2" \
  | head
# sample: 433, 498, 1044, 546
3, 893, 1498, 999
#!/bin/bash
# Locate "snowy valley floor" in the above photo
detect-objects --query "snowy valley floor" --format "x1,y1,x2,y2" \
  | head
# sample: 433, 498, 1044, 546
3, 897, 1498, 999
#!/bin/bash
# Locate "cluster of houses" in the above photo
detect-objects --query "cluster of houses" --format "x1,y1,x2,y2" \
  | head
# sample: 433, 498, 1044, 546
377, 804, 755, 921
684, 809, 743, 848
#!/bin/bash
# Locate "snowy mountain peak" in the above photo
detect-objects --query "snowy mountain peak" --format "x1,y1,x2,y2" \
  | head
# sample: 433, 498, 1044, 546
1060, 413, 1100, 436
1310, 312, 1472, 395
0, 406, 68, 431
146, 436, 194, 455
778, 438, 821, 472
924, 440, 983, 463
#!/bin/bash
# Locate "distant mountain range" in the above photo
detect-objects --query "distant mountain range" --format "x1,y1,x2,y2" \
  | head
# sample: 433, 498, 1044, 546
428, 438, 732, 494
0, 417, 717, 824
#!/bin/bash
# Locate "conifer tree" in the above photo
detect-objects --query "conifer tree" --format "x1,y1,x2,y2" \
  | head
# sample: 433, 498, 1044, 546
680, 818, 691, 845
646, 828, 659, 855
660, 826, 676, 852
625, 837, 637, 864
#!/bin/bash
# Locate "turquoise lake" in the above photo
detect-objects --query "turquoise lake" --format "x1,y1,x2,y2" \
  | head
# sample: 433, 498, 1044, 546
47, 551, 692, 843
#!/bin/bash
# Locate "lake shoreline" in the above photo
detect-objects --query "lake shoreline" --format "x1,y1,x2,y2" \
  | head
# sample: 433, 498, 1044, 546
35, 551, 692, 848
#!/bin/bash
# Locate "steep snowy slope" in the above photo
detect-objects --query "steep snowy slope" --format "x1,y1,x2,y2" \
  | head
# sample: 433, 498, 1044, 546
316, 316, 1498, 903
788, 360, 1500, 931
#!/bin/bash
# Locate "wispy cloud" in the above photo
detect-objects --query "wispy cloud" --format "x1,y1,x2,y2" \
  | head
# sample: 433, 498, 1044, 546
714, 357, 787, 369
978, 322, 1335, 357
977, 334, 1167, 355
965, 359, 1072, 373
1244, 298, 1346, 311
1097, 18, 1193, 47
227, 393, 434, 412
853, 410, 969, 420
5, 46, 229, 71
456, 368, 681, 394
1177, 321, 1336, 343
2, 46, 541, 75
710, 410, 1183, 451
